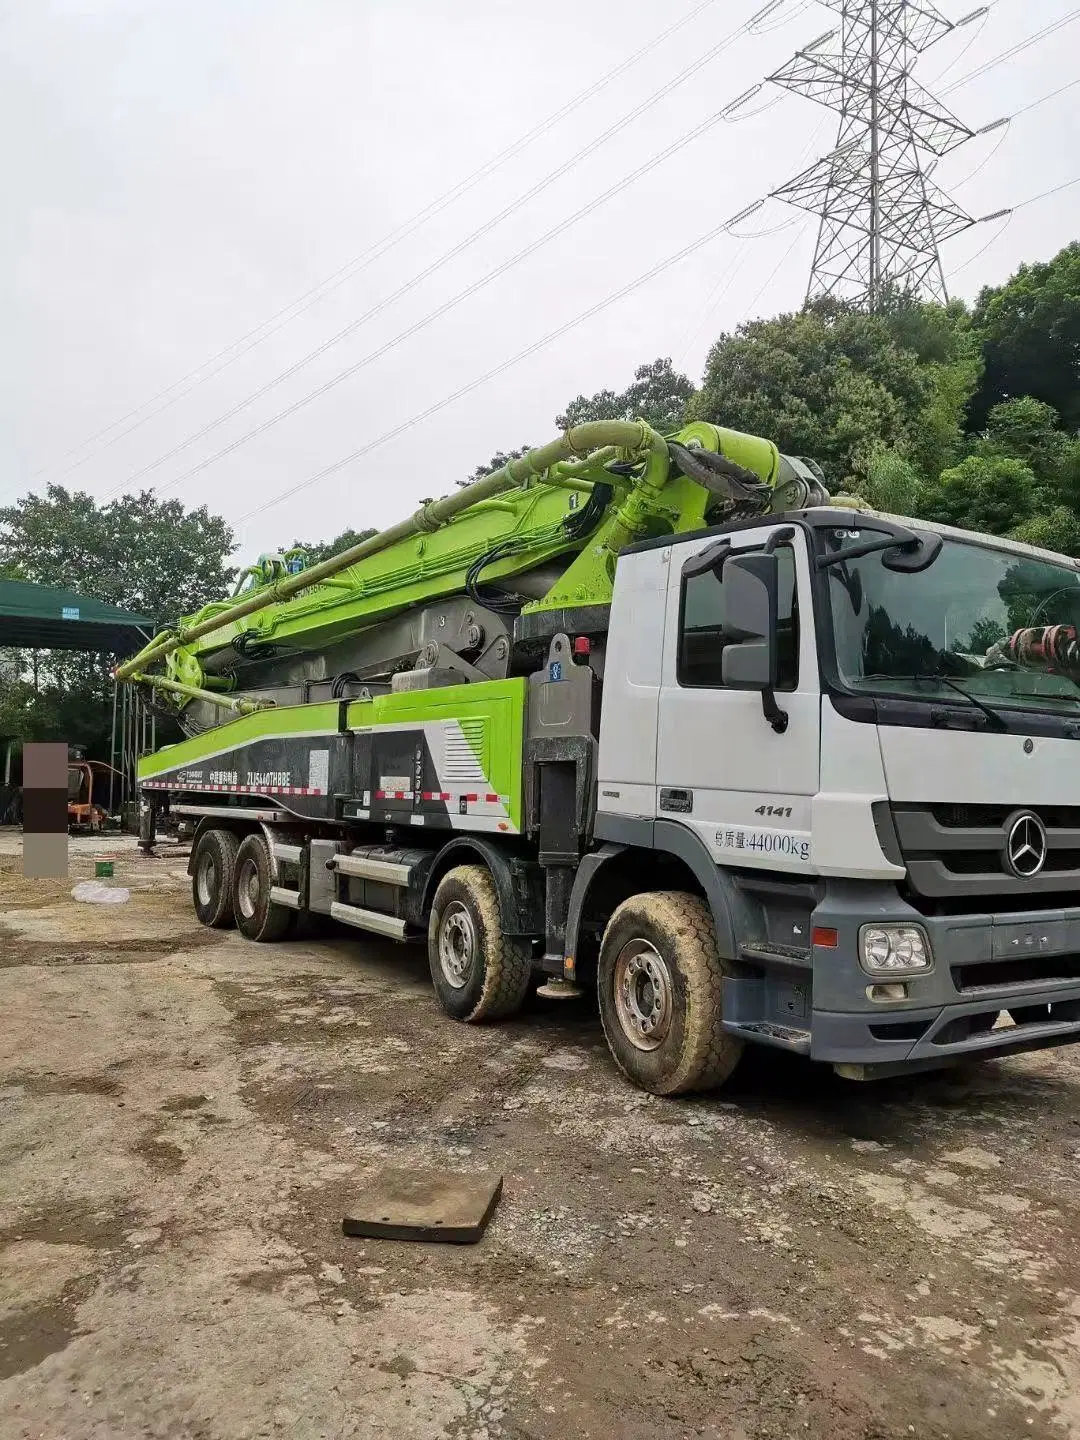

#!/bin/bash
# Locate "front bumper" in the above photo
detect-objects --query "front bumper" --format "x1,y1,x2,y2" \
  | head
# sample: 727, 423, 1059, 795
723, 878, 1080, 1071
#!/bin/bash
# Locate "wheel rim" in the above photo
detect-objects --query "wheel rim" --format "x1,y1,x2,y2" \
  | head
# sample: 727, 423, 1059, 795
613, 939, 673, 1052
196, 852, 215, 907
438, 902, 476, 990
237, 857, 260, 920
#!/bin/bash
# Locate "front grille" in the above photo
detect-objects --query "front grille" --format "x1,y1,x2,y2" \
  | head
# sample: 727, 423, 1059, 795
933, 999, 1080, 1046
892, 803, 1080, 902
954, 955, 1080, 991
941, 847, 1080, 876
933, 803, 1080, 830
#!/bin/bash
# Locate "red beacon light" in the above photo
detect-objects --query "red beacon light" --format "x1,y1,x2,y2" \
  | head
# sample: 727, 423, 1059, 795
572, 636, 591, 659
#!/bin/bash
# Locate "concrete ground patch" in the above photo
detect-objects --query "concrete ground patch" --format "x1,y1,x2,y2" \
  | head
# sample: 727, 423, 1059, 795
3, 828, 1080, 1438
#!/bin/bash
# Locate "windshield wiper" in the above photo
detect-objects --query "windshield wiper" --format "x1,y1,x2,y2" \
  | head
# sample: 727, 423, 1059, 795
1007, 689, 1080, 707
864, 673, 1008, 731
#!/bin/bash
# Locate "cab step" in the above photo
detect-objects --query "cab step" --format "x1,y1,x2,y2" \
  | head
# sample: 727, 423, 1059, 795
722, 1020, 811, 1054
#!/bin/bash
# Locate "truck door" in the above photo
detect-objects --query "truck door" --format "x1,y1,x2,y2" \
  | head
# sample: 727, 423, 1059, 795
655, 524, 820, 872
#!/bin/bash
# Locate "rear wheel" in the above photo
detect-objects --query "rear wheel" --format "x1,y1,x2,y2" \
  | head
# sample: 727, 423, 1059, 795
598, 891, 742, 1096
192, 828, 239, 929
232, 833, 295, 943
428, 865, 532, 1022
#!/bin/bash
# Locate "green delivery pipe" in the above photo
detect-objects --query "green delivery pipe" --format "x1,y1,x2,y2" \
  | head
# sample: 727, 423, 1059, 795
133, 672, 274, 715
115, 420, 664, 683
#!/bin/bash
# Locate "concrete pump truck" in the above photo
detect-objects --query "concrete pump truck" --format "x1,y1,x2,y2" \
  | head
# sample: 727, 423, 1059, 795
117, 418, 1080, 1094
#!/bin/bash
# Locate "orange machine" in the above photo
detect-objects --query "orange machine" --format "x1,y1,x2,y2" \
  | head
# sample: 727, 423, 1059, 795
67, 761, 120, 833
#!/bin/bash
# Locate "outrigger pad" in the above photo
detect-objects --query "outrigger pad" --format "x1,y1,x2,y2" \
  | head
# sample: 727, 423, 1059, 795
342, 1169, 503, 1244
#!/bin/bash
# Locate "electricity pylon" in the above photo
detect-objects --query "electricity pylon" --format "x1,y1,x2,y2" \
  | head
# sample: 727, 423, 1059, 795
768, 1, 979, 306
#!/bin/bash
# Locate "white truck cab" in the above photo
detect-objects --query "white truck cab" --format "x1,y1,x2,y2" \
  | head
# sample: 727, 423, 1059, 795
592, 507, 1080, 1078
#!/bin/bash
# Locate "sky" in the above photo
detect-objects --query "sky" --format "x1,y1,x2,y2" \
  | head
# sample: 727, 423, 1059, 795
2, 0, 1078, 562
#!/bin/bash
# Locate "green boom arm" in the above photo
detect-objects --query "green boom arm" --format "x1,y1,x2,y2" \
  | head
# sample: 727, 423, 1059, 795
116, 419, 827, 708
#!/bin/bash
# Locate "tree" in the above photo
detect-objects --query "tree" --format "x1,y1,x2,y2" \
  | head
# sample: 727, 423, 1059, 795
556, 357, 695, 433
917, 455, 1040, 537
1011, 506, 1080, 559
460, 446, 533, 489
691, 295, 979, 493
0, 485, 234, 621
970, 242, 1080, 432
977, 397, 1080, 507
0, 486, 235, 756
289, 528, 378, 567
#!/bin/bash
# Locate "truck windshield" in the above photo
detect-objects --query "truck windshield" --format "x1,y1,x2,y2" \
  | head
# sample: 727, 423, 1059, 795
823, 531, 1080, 715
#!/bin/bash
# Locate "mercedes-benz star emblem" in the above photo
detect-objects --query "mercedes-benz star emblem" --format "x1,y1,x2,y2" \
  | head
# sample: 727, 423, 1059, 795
1004, 811, 1048, 879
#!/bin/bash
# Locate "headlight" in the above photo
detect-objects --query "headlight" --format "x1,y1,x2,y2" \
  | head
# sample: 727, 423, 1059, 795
859, 924, 932, 976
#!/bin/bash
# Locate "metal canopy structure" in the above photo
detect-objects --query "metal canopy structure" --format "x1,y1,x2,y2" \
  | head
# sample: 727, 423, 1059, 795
0, 580, 157, 823
0, 579, 155, 652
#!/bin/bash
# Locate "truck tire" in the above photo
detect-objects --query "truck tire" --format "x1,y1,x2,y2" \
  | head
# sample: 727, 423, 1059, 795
192, 827, 239, 929
232, 833, 295, 943
597, 891, 743, 1096
428, 865, 532, 1023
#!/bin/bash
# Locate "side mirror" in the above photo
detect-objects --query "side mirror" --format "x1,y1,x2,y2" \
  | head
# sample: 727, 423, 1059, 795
721, 552, 779, 692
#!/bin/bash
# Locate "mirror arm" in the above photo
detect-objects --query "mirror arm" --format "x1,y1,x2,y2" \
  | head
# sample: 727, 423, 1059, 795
763, 525, 796, 555
762, 528, 793, 731
761, 688, 788, 734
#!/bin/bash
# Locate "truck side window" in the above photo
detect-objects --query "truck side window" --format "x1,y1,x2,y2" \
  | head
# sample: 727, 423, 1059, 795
678, 546, 799, 690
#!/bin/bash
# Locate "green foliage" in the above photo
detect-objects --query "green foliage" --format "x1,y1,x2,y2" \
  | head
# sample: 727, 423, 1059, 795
0, 486, 235, 754
917, 455, 1040, 536
971, 242, 1080, 432
289, 528, 378, 567
1011, 506, 1080, 558
863, 451, 922, 514
0, 485, 235, 619
556, 357, 695, 433
690, 295, 979, 492
460, 446, 533, 489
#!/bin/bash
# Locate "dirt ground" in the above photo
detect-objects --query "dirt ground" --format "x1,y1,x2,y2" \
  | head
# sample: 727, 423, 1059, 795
3, 832, 1080, 1439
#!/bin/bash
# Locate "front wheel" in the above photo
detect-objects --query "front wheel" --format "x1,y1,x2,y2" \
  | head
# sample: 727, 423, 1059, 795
427, 865, 532, 1023
232, 833, 295, 943
598, 891, 742, 1096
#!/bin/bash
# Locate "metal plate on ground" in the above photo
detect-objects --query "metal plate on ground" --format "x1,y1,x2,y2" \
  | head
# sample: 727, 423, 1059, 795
342, 1169, 503, 1244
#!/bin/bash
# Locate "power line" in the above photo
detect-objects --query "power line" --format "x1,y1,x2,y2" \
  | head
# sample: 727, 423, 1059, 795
739, 221, 812, 319
141, 89, 806, 506
947, 118, 1010, 190
923, 3, 992, 87
1010, 77, 1080, 120
29, 0, 733, 484
675, 114, 830, 367
946, 171, 1080, 278
235, 186, 1080, 531
100, 13, 788, 503
235, 193, 791, 529
1012, 173, 1080, 210
947, 213, 1012, 277
940, 6, 1080, 95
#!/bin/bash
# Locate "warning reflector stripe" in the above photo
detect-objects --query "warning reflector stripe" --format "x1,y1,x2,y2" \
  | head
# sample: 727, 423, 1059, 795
140, 781, 325, 795
140, 779, 510, 805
